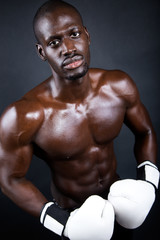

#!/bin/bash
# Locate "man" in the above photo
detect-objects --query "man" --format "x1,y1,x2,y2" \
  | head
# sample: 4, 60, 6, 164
0, 0, 159, 239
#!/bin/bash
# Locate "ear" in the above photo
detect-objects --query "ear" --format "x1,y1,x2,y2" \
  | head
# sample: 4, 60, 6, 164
36, 43, 47, 61
84, 26, 91, 45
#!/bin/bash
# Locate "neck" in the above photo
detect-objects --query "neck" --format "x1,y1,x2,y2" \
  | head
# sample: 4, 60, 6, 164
50, 71, 91, 103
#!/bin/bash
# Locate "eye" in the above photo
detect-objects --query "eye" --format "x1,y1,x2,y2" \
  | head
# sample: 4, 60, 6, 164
71, 31, 81, 38
49, 39, 61, 48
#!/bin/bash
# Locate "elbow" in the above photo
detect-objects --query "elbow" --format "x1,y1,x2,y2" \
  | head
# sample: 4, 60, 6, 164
135, 125, 157, 139
146, 127, 155, 135
0, 176, 10, 196
0, 184, 8, 196
146, 127, 157, 141
0, 171, 15, 196
134, 126, 157, 150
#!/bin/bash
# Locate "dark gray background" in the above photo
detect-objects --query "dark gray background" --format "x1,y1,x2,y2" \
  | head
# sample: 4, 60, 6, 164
0, 0, 159, 239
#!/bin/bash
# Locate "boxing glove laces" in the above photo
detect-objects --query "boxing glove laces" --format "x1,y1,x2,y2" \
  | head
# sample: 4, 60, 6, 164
108, 161, 159, 229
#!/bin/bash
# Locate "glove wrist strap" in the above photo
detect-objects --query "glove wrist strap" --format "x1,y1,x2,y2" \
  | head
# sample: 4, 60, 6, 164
40, 202, 70, 237
137, 160, 160, 189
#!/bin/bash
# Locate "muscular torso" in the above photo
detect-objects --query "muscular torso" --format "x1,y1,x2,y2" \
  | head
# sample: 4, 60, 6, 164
28, 69, 127, 208
0, 67, 156, 215
1, 68, 134, 210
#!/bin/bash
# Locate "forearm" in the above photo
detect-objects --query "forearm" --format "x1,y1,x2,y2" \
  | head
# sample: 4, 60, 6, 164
1, 177, 47, 217
134, 128, 158, 165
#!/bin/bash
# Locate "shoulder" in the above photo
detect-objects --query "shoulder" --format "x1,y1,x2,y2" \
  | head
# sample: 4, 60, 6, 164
90, 68, 139, 107
107, 70, 140, 107
0, 97, 44, 147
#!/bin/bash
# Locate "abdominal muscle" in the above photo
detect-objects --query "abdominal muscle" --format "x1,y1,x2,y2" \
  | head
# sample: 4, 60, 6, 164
50, 143, 119, 209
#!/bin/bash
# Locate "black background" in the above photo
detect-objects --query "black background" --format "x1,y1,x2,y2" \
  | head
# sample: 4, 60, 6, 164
0, 0, 160, 239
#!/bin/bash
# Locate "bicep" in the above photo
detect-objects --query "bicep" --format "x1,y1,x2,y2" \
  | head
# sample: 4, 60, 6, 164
0, 106, 33, 181
0, 141, 33, 183
124, 100, 154, 135
118, 74, 154, 134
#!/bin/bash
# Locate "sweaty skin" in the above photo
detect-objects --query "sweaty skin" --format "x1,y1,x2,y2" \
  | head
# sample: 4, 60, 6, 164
0, 3, 157, 217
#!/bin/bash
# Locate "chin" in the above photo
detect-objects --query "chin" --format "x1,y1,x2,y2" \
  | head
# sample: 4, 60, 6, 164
66, 63, 89, 81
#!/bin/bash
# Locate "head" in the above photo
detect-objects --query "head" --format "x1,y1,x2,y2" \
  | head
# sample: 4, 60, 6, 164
33, 0, 90, 81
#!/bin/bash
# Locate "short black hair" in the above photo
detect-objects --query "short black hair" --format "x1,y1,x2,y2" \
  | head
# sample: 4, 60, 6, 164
33, 0, 83, 42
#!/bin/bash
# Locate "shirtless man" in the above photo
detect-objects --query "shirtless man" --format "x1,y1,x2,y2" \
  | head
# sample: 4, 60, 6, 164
0, 1, 159, 240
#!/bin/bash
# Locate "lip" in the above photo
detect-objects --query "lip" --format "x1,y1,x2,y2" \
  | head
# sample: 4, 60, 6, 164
62, 55, 84, 70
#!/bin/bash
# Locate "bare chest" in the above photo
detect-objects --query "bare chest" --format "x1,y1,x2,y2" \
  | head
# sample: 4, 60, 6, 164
34, 94, 125, 158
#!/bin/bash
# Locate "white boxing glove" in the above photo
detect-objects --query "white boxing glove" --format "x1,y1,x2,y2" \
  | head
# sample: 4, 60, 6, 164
108, 161, 159, 229
64, 195, 115, 240
40, 195, 115, 240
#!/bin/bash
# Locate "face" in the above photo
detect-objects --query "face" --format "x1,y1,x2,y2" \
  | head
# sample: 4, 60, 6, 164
36, 7, 90, 81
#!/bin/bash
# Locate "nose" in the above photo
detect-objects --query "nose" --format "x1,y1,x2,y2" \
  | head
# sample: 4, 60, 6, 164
61, 38, 76, 56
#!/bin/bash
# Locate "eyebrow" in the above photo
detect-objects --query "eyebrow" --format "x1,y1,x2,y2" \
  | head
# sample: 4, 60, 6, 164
46, 35, 60, 43
45, 26, 81, 43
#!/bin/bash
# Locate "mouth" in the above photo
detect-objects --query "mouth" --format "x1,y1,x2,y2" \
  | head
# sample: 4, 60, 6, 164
62, 55, 84, 70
